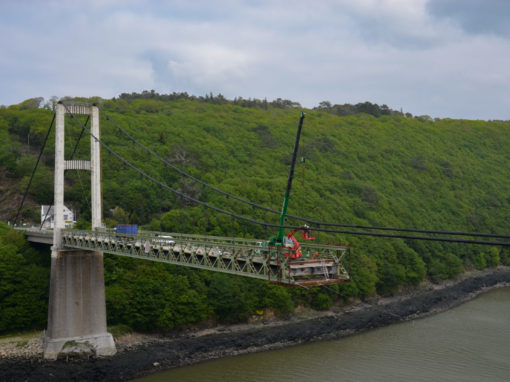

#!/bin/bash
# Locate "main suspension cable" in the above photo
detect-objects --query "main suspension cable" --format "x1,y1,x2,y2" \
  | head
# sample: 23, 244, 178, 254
98, 106, 510, 240
98, 106, 280, 214
301, 221, 510, 239
63, 103, 271, 226
64, 103, 510, 247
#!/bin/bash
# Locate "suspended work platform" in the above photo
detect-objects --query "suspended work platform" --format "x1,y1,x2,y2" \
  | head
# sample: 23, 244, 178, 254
60, 229, 350, 286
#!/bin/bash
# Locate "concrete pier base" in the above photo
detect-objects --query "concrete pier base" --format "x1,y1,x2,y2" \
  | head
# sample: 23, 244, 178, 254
44, 250, 116, 360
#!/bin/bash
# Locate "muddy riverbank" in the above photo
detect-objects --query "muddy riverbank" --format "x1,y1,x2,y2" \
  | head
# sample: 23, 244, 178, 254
2, 267, 510, 382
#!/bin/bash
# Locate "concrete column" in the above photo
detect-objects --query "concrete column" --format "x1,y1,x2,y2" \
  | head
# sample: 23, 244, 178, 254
90, 105, 102, 230
53, 103, 66, 250
44, 250, 116, 359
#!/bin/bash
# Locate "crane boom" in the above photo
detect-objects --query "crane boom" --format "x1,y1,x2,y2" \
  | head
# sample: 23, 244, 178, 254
270, 111, 306, 246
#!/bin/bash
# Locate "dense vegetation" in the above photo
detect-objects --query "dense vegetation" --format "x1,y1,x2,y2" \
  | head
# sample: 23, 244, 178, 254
1, 93, 510, 334
0, 223, 49, 333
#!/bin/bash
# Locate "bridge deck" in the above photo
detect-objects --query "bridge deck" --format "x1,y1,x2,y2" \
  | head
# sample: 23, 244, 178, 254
23, 228, 350, 286
22, 228, 54, 244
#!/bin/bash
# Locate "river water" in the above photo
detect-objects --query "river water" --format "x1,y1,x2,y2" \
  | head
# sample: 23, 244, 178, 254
133, 287, 510, 382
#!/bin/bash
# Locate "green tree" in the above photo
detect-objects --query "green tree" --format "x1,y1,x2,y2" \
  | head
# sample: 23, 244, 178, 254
0, 225, 50, 333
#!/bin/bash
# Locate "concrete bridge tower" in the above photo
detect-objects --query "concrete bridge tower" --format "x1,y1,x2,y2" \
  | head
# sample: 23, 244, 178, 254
44, 103, 116, 359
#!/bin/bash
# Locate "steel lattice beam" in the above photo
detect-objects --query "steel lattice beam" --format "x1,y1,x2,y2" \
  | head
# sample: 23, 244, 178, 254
60, 229, 350, 286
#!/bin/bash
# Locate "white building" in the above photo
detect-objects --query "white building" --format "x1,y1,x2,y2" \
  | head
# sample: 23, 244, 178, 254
41, 205, 76, 229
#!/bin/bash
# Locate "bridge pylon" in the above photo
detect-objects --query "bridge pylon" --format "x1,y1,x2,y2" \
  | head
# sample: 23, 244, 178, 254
44, 103, 116, 360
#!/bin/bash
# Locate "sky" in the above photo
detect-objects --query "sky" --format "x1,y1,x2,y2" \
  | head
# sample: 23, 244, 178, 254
1, 0, 509, 120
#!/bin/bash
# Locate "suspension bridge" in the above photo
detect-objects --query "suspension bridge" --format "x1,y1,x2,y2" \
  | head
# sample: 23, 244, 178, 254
14, 101, 510, 360
16, 102, 353, 360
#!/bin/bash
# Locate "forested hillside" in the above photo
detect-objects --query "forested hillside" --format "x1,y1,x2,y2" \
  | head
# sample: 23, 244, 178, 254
1, 93, 510, 334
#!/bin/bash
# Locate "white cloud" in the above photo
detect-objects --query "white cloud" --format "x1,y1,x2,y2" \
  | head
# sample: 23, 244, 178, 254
0, 0, 509, 119
167, 44, 253, 83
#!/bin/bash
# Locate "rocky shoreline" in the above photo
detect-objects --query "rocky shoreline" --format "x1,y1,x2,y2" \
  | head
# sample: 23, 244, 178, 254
2, 267, 510, 382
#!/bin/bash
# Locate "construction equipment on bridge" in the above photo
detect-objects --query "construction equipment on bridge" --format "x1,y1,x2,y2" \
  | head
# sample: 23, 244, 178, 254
260, 112, 350, 285
282, 225, 315, 259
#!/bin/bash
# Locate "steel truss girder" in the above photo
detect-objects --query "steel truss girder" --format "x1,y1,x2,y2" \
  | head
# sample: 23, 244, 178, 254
61, 229, 350, 286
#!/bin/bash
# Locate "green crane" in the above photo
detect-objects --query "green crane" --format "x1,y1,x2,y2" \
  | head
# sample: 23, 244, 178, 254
269, 111, 306, 246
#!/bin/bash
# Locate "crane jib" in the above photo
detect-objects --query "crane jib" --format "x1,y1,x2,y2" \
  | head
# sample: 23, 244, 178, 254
275, 112, 306, 245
